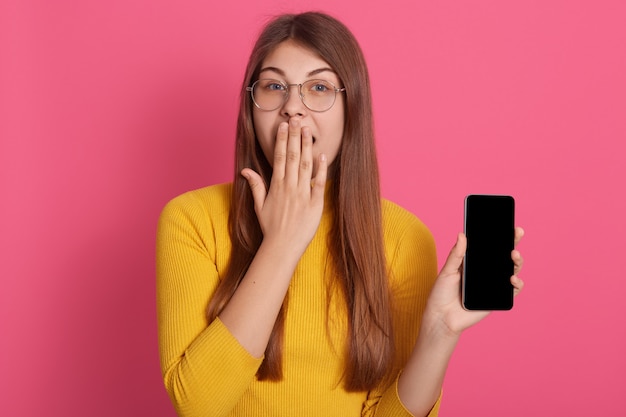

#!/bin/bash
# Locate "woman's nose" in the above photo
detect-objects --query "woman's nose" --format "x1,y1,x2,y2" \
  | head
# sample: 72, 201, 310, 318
281, 84, 306, 117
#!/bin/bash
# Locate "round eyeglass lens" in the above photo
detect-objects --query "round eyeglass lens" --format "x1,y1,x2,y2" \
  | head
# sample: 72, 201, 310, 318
251, 79, 286, 111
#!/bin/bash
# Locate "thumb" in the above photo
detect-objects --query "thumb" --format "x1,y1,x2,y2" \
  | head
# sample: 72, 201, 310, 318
440, 233, 467, 276
241, 168, 267, 213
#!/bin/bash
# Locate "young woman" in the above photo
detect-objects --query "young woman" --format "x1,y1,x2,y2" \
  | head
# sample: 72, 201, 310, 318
156, 11, 524, 417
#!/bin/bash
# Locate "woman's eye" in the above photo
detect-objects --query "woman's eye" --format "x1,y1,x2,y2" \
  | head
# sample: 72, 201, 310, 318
267, 83, 285, 91
311, 83, 330, 92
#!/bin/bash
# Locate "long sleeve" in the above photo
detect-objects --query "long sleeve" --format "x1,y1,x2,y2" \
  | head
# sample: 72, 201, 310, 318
156, 185, 263, 417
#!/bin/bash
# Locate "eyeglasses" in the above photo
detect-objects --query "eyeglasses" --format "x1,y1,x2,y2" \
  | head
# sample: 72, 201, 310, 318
246, 79, 346, 112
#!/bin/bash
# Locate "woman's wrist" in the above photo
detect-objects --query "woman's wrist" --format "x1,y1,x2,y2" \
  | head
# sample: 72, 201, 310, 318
397, 309, 461, 416
419, 307, 463, 345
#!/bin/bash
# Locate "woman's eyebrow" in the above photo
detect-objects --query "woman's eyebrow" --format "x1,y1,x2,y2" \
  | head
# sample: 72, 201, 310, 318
306, 67, 336, 77
259, 66, 337, 77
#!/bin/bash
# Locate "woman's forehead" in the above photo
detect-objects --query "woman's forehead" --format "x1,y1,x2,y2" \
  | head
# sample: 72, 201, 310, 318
259, 41, 338, 82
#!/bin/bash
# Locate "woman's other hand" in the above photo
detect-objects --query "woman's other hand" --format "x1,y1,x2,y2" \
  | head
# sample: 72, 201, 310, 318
424, 227, 525, 337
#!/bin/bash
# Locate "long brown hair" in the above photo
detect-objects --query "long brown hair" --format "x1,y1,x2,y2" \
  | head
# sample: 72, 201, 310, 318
206, 11, 394, 392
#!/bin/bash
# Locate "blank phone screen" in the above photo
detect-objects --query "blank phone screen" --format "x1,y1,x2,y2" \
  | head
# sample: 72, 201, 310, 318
463, 195, 515, 310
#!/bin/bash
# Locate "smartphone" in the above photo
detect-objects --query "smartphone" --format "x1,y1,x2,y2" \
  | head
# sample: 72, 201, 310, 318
462, 194, 515, 310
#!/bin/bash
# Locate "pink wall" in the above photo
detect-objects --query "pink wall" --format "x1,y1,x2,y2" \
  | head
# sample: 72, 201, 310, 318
2, 0, 625, 415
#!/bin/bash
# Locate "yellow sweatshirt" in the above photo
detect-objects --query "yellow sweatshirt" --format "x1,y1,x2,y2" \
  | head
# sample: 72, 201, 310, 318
156, 183, 440, 417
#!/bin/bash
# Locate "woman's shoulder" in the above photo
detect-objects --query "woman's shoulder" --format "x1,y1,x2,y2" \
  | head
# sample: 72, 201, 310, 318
381, 198, 429, 230
381, 198, 434, 245
160, 182, 233, 220
381, 198, 437, 276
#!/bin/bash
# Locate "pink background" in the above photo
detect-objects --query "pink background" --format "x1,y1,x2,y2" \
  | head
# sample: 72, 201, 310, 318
2, 0, 625, 415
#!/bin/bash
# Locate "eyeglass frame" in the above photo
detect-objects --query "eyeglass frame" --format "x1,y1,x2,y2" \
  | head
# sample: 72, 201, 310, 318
246, 78, 346, 113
